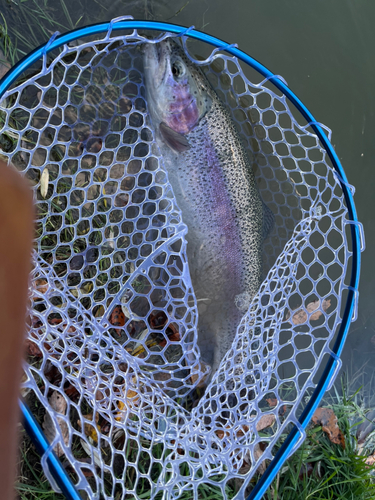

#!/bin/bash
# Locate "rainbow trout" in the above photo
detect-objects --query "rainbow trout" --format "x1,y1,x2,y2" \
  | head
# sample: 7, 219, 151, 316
143, 39, 268, 375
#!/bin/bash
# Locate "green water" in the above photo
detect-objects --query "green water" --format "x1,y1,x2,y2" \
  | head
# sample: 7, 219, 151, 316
1, 0, 374, 399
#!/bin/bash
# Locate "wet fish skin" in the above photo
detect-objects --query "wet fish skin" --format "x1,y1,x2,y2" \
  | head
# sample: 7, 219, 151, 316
143, 39, 264, 374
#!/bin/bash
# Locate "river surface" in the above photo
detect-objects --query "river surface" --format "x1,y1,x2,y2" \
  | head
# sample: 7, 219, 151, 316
1, 0, 374, 401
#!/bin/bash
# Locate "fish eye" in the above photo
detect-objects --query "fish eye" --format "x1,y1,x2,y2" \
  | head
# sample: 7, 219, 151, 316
171, 60, 185, 79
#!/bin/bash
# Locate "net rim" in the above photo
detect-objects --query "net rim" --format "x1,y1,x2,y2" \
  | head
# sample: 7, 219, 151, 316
0, 19, 362, 500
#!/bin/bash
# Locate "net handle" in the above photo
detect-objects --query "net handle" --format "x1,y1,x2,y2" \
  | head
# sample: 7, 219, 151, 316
0, 19, 361, 500
20, 400, 81, 500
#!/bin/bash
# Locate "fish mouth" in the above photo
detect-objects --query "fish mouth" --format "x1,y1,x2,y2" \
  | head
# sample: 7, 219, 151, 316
144, 42, 169, 89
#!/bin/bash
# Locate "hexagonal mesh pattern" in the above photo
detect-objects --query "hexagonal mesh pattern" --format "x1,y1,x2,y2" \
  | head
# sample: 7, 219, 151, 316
0, 27, 354, 499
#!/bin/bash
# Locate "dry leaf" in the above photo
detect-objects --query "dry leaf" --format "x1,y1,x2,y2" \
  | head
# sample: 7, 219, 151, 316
312, 407, 345, 448
108, 305, 126, 337
266, 398, 288, 416
158, 323, 181, 349
64, 383, 80, 401
148, 310, 168, 329
130, 324, 181, 357
219, 424, 272, 475
115, 378, 140, 421
238, 451, 252, 475
266, 398, 278, 407
216, 427, 231, 440
48, 317, 63, 326
49, 391, 67, 414
254, 444, 267, 474
287, 299, 331, 325
216, 415, 275, 441
40, 167, 49, 198
27, 315, 43, 329
256, 414, 276, 432
43, 361, 62, 385
298, 462, 314, 479
191, 360, 211, 388
159, 328, 180, 348
109, 305, 126, 326
80, 439, 102, 466
32, 278, 49, 296
42, 391, 69, 457
62, 459, 94, 477
78, 413, 100, 443
25, 339, 43, 358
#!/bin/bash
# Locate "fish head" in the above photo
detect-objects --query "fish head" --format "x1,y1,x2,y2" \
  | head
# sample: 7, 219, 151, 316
143, 39, 212, 139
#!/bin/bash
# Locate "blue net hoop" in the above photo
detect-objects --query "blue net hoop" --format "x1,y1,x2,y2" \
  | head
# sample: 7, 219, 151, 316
0, 19, 363, 500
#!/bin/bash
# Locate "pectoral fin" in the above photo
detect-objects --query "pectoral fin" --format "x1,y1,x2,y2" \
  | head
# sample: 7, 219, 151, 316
160, 122, 191, 153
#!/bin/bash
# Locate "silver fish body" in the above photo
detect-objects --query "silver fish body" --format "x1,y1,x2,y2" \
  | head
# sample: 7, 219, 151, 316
143, 40, 265, 374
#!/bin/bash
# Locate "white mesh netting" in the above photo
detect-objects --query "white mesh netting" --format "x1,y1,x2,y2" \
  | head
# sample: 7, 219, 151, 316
0, 26, 356, 499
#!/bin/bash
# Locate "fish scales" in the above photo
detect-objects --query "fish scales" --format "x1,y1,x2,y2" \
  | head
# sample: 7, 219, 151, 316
177, 100, 264, 371
143, 40, 265, 374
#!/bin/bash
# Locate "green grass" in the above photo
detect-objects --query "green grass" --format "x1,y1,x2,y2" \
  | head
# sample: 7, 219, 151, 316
16, 428, 65, 500
0, 0, 171, 70
0, 11, 18, 67
264, 384, 375, 500
15, 380, 375, 500
0, 0, 103, 64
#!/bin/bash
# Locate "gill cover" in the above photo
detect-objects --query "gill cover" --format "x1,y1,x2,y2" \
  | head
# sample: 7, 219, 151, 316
143, 39, 212, 152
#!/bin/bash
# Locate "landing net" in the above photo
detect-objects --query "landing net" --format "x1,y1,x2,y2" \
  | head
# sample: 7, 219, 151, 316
0, 21, 362, 500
